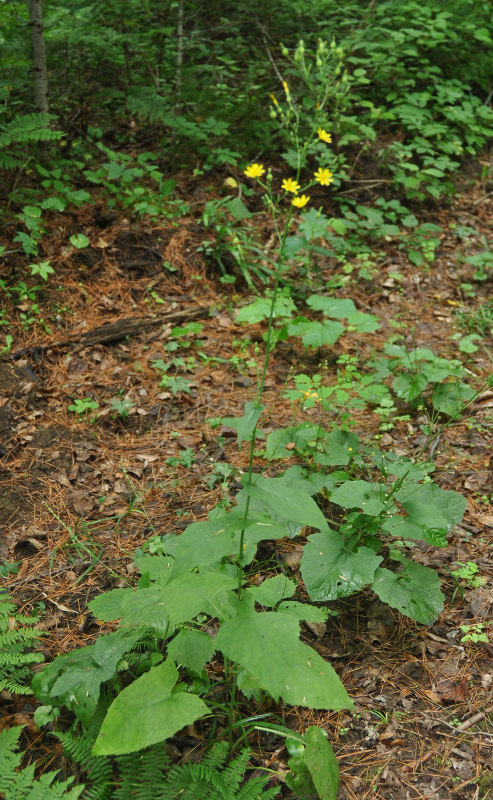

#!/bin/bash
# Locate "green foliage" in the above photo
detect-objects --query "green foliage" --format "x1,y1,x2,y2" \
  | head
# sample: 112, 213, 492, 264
54, 728, 279, 800
68, 397, 100, 416
286, 727, 339, 800
0, 726, 83, 800
0, 111, 62, 170
0, 593, 44, 695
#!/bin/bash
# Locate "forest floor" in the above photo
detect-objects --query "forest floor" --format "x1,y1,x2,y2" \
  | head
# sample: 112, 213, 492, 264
1, 163, 493, 799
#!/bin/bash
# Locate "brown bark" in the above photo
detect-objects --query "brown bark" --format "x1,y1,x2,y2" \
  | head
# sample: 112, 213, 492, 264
28, 0, 49, 113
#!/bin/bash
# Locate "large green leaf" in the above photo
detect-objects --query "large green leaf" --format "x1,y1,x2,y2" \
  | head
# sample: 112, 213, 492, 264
346, 311, 380, 332
287, 318, 344, 348
164, 511, 256, 579
161, 571, 238, 628
215, 607, 352, 710
371, 563, 444, 624
240, 516, 293, 563
246, 574, 296, 607
432, 382, 474, 416
265, 423, 324, 460
242, 475, 329, 532
277, 601, 329, 623
120, 588, 168, 631
304, 726, 340, 800
302, 531, 382, 602
167, 630, 215, 676
397, 482, 466, 528
330, 480, 387, 516
89, 588, 133, 621
307, 295, 357, 318
93, 658, 208, 755
221, 401, 264, 446
32, 629, 143, 726
392, 372, 428, 401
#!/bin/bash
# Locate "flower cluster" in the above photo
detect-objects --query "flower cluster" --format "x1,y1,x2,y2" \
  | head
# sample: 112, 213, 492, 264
242, 122, 335, 212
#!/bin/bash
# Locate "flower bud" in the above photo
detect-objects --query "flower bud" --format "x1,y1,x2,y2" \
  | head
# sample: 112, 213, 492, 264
280, 43, 289, 57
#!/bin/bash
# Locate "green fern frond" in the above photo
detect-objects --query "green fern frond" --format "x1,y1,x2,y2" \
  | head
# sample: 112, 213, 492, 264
0, 111, 63, 171
0, 726, 84, 800
54, 728, 113, 800
0, 594, 45, 696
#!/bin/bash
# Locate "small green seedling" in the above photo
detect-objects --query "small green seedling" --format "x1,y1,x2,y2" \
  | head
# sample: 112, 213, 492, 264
109, 397, 135, 419
450, 561, 486, 589
166, 447, 195, 468
460, 623, 489, 644
68, 398, 99, 416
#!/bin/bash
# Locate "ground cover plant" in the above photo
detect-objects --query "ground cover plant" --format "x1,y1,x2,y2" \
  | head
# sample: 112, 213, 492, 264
1, 1, 493, 797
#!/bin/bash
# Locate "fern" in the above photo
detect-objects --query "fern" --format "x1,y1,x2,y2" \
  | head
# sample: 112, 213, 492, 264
0, 726, 84, 800
0, 111, 63, 170
157, 742, 280, 800
0, 593, 45, 695
54, 728, 279, 800
54, 729, 114, 800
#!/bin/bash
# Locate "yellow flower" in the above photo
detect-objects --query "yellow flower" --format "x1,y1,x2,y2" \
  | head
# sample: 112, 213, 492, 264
244, 163, 265, 179
282, 177, 300, 194
224, 177, 238, 188
314, 167, 334, 186
269, 93, 279, 106
292, 194, 310, 208
283, 81, 290, 96
317, 128, 332, 143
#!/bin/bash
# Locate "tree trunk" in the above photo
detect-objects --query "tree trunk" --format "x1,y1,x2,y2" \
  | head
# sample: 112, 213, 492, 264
28, 0, 49, 113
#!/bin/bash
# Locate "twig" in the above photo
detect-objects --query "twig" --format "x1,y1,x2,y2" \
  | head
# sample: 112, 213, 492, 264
429, 434, 441, 458
6, 306, 210, 361
472, 191, 493, 206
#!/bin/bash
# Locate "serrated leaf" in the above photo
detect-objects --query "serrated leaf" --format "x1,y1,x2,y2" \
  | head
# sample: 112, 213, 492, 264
215, 607, 352, 710
120, 588, 167, 631
161, 571, 238, 628
398, 483, 466, 528
330, 480, 387, 516
286, 317, 344, 348
265, 423, 323, 460
304, 726, 340, 800
298, 208, 330, 240
346, 311, 380, 332
167, 630, 215, 676
246, 575, 296, 607
432, 383, 474, 416
371, 563, 445, 624
242, 475, 329, 532
302, 531, 382, 602
88, 588, 134, 621
225, 196, 252, 220
307, 295, 357, 318
392, 372, 428, 401
93, 658, 208, 755
278, 601, 329, 623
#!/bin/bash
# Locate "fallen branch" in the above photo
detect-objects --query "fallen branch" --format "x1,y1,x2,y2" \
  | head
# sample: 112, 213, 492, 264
7, 306, 211, 361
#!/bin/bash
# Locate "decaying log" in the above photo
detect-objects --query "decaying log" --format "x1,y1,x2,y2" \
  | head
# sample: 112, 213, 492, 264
7, 306, 210, 361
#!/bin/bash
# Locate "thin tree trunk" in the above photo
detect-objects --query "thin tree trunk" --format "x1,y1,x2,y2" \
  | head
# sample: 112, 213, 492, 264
175, 0, 184, 115
28, 0, 49, 113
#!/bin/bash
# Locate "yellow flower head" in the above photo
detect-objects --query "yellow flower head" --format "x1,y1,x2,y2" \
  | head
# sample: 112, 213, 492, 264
282, 80, 290, 96
224, 177, 238, 189
317, 128, 332, 143
314, 167, 334, 186
244, 163, 265, 179
269, 93, 279, 106
282, 177, 300, 194
292, 194, 310, 208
